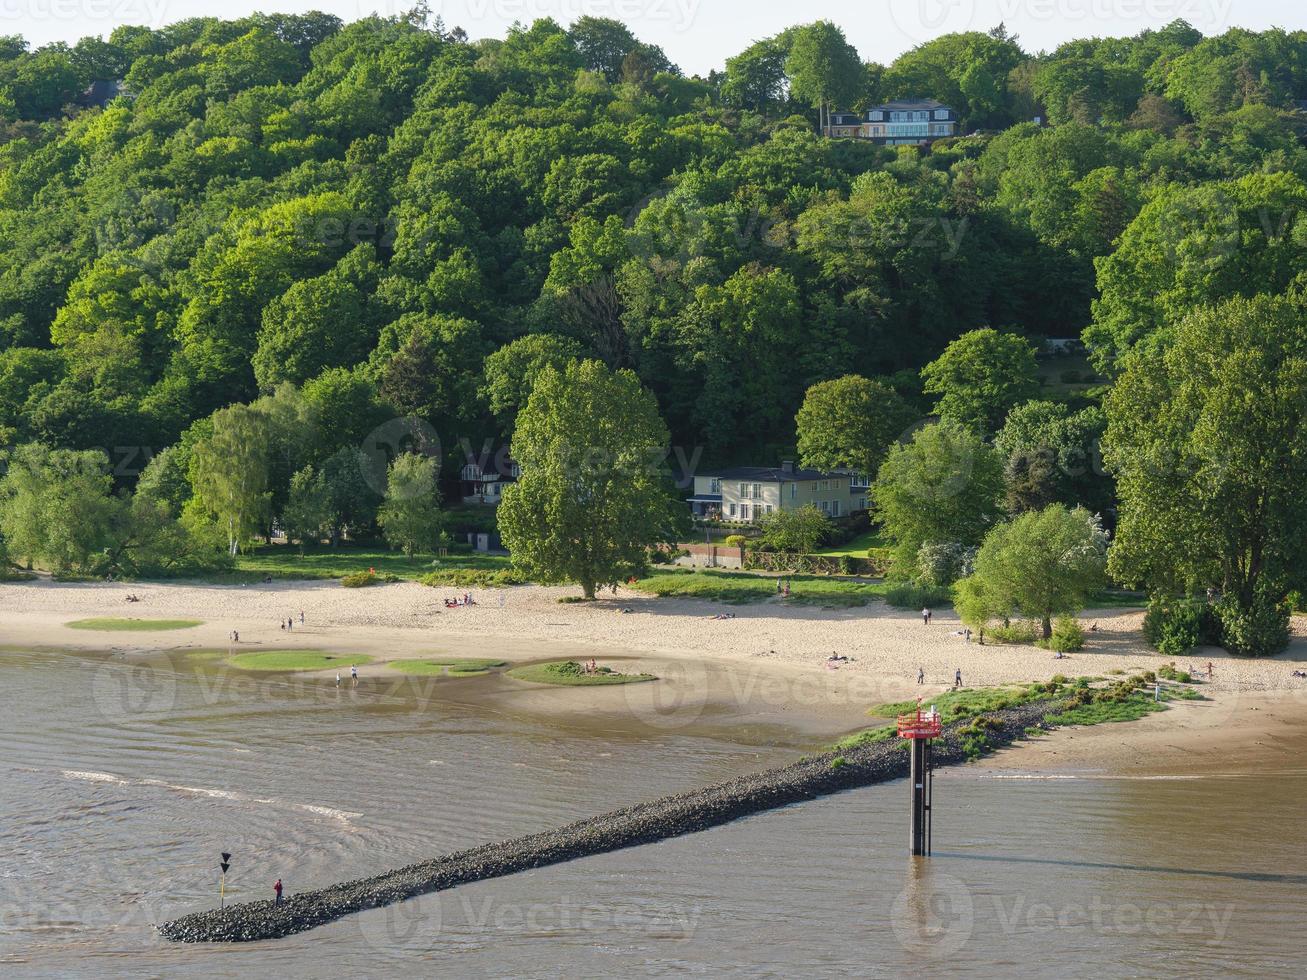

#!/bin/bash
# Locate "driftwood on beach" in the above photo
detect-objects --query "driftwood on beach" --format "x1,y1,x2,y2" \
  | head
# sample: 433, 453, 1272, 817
158, 698, 1060, 943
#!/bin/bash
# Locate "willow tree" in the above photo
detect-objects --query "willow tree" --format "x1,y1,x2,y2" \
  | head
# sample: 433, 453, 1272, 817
1103, 293, 1307, 656
188, 403, 271, 555
498, 359, 685, 599
955, 504, 1108, 638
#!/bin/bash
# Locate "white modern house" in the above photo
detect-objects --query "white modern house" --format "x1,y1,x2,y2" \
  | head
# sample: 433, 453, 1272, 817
688, 461, 870, 523
823, 99, 959, 146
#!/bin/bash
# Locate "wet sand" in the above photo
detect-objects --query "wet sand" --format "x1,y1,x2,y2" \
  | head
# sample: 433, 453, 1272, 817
6, 577, 1307, 756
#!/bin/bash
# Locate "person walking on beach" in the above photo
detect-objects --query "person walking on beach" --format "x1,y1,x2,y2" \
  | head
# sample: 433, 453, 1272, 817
286, 616, 292, 631
964, 628, 972, 644
335, 671, 341, 689
954, 668, 963, 690
274, 879, 283, 905
299, 610, 304, 625
917, 667, 925, 685
1207, 661, 1215, 680
350, 664, 358, 687
922, 608, 930, 625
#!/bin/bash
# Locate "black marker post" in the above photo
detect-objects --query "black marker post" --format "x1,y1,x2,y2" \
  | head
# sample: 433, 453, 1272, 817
220, 852, 231, 909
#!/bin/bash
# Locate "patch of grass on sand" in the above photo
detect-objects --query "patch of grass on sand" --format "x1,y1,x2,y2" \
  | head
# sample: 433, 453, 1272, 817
507, 660, 655, 686
628, 569, 881, 607
390, 658, 507, 678
66, 617, 202, 631
871, 683, 1055, 722
228, 650, 373, 671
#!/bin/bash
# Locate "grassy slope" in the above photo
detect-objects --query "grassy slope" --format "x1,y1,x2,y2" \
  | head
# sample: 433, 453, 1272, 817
66, 617, 203, 631
233, 545, 511, 582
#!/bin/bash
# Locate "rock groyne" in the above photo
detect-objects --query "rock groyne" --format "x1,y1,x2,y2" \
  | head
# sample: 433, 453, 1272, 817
159, 699, 1059, 943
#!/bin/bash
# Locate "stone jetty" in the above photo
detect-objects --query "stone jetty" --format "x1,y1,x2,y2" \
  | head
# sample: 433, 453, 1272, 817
159, 698, 1058, 943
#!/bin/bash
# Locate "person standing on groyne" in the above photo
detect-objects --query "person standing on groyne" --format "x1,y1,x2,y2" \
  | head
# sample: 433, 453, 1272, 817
274, 879, 283, 905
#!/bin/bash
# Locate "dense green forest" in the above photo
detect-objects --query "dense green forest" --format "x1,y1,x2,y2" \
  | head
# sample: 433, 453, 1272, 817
3, 13, 1306, 461
1, 13, 1306, 653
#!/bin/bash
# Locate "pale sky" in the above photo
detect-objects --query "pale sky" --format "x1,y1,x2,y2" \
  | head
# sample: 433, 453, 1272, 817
7, 0, 1302, 76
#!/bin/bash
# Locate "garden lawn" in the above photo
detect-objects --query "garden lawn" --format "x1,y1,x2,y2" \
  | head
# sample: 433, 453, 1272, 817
628, 568, 885, 607
66, 618, 202, 631
228, 651, 373, 671
811, 530, 890, 558
507, 660, 655, 686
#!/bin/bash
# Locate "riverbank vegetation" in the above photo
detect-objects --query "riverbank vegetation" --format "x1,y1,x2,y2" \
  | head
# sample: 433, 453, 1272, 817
628, 568, 882, 607
0, 15, 1303, 653
506, 660, 655, 686
838, 670, 1204, 757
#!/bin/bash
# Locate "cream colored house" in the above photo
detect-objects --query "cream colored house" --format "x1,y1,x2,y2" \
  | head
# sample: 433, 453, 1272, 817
688, 461, 869, 523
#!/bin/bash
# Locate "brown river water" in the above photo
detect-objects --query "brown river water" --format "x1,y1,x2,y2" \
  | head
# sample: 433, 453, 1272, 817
2, 646, 1306, 978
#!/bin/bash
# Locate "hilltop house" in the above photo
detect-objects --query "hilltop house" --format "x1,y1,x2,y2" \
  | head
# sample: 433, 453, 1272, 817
822, 99, 958, 146
688, 461, 871, 523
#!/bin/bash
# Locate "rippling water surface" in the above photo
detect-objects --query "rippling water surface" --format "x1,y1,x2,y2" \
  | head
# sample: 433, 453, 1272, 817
3, 647, 1305, 977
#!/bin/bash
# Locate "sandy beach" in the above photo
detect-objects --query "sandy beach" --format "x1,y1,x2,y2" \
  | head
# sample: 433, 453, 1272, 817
5, 577, 1307, 763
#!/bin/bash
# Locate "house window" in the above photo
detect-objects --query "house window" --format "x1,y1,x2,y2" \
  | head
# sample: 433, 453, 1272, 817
709, 478, 721, 494
831, 500, 841, 517
739, 503, 750, 521
728, 503, 736, 517
790, 483, 796, 500
935, 108, 949, 119
859, 497, 867, 510
766, 505, 773, 515
870, 110, 883, 121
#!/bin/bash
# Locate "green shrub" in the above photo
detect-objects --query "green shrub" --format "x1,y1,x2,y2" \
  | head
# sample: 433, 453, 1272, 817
419, 568, 526, 587
1213, 591, 1291, 657
883, 581, 952, 609
1157, 662, 1192, 683
1040, 616, 1084, 652
988, 620, 1037, 643
1143, 596, 1216, 655
724, 534, 746, 549
341, 570, 398, 587
829, 756, 847, 770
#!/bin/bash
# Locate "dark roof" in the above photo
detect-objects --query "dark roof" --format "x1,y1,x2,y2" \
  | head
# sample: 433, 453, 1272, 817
868, 98, 951, 112
700, 465, 846, 483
